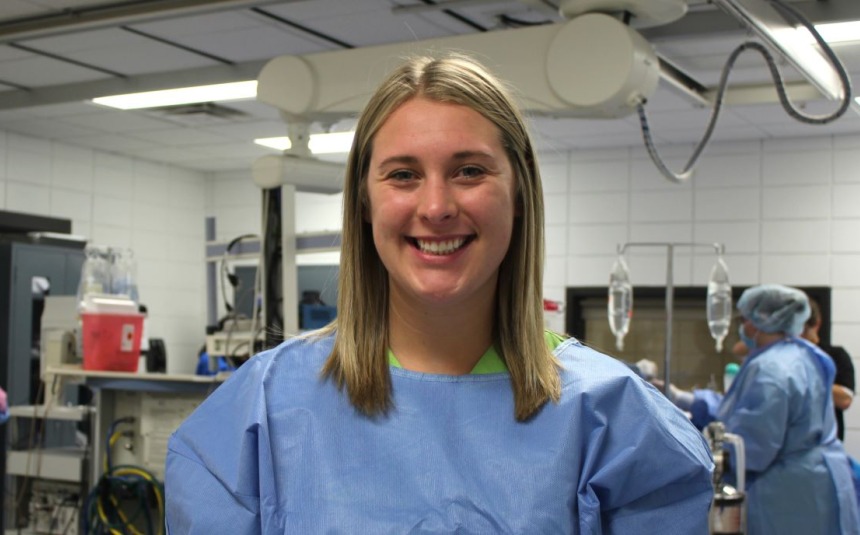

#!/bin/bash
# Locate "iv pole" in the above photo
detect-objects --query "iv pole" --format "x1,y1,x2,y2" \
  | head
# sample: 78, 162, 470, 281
617, 242, 726, 396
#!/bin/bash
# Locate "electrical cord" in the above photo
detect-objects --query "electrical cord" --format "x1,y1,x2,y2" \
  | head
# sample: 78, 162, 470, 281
247, 192, 269, 357
83, 417, 164, 535
13, 377, 51, 520
638, 0, 852, 183
220, 233, 259, 316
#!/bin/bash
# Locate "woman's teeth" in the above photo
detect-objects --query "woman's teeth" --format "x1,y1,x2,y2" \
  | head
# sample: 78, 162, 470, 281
416, 238, 467, 255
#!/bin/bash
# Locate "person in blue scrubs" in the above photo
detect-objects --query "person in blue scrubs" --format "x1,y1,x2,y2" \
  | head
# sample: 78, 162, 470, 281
676, 285, 859, 534
165, 53, 714, 534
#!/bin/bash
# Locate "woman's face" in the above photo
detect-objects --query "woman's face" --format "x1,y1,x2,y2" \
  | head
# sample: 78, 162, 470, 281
365, 97, 517, 310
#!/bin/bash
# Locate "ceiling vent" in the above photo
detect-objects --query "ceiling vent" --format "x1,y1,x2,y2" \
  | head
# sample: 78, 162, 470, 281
142, 102, 248, 126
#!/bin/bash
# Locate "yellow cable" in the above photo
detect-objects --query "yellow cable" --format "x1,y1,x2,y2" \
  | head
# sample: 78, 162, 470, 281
111, 467, 165, 535
96, 500, 125, 535
108, 493, 145, 535
104, 431, 124, 472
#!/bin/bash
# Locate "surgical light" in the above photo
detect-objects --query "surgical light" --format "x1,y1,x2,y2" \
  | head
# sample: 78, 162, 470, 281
92, 81, 257, 110
254, 132, 355, 155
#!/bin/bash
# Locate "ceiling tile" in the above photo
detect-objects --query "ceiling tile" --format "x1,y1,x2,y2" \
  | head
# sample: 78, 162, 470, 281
197, 120, 296, 140
68, 133, 160, 152
127, 128, 234, 146
24, 28, 218, 75
173, 25, 331, 62
127, 145, 215, 163
188, 141, 272, 159
22, 27, 143, 53
0, 44, 32, 61
130, 11, 263, 38
0, 0, 55, 19
2, 117, 103, 140
262, 0, 469, 46
57, 110, 176, 132
25, 101, 106, 118
0, 56, 109, 86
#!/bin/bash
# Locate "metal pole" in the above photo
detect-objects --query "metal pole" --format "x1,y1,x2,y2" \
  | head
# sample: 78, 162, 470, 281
664, 244, 674, 397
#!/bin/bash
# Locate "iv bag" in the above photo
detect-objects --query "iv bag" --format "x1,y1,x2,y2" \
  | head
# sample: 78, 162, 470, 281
707, 257, 732, 352
608, 256, 633, 351
77, 246, 110, 308
110, 247, 139, 303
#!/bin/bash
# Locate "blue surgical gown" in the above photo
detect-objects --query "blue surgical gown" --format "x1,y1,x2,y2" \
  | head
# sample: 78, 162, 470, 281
707, 338, 859, 534
166, 334, 713, 534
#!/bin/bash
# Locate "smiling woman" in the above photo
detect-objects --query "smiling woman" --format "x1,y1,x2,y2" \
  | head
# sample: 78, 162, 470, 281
165, 53, 715, 534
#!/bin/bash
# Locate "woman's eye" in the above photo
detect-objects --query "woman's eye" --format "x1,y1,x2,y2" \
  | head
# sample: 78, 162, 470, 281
389, 169, 416, 181
458, 165, 485, 179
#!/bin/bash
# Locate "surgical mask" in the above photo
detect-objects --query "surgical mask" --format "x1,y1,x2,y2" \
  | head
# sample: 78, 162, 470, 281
738, 323, 757, 350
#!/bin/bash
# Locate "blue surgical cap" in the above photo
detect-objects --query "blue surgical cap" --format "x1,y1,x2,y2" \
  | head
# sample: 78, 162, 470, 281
737, 284, 810, 336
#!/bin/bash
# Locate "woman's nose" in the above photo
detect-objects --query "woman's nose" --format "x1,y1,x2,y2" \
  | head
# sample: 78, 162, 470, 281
418, 177, 457, 223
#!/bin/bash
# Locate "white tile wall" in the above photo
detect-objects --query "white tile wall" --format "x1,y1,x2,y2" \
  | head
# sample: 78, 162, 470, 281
760, 254, 831, 285
829, 220, 860, 253
51, 146, 94, 193
763, 185, 831, 219
544, 225, 567, 256
694, 222, 760, 253
629, 222, 693, 243
0, 129, 207, 376
568, 192, 628, 223
569, 160, 629, 192
833, 184, 860, 217
8, 181, 51, 214
834, 150, 860, 183
689, 153, 761, 189
630, 189, 693, 222
762, 145, 832, 186
295, 192, 343, 233
761, 220, 830, 253
833, 255, 860, 288
545, 193, 568, 225
568, 223, 627, 256
695, 188, 760, 221
50, 189, 92, 221
539, 156, 569, 195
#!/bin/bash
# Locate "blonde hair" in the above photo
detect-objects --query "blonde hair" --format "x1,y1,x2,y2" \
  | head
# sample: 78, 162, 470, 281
320, 53, 560, 421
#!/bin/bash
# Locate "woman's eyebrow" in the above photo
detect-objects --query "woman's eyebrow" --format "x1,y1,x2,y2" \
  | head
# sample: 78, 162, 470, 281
376, 155, 419, 169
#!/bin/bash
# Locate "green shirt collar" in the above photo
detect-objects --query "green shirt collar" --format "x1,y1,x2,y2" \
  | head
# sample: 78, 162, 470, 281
386, 330, 566, 374
388, 345, 507, 374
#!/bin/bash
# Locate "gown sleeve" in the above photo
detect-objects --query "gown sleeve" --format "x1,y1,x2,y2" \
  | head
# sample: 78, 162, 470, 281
165, 354, 274, 534
576, 373, 715, 534
720, 373, 789, 473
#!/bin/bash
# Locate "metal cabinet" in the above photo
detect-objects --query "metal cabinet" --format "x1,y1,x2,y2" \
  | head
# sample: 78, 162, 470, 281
0, 240, 84, 530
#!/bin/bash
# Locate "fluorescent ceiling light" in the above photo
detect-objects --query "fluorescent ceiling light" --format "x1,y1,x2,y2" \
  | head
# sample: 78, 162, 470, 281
255, 131, 355, 155
92, 81, 257, 110
806, 21, 860, 44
